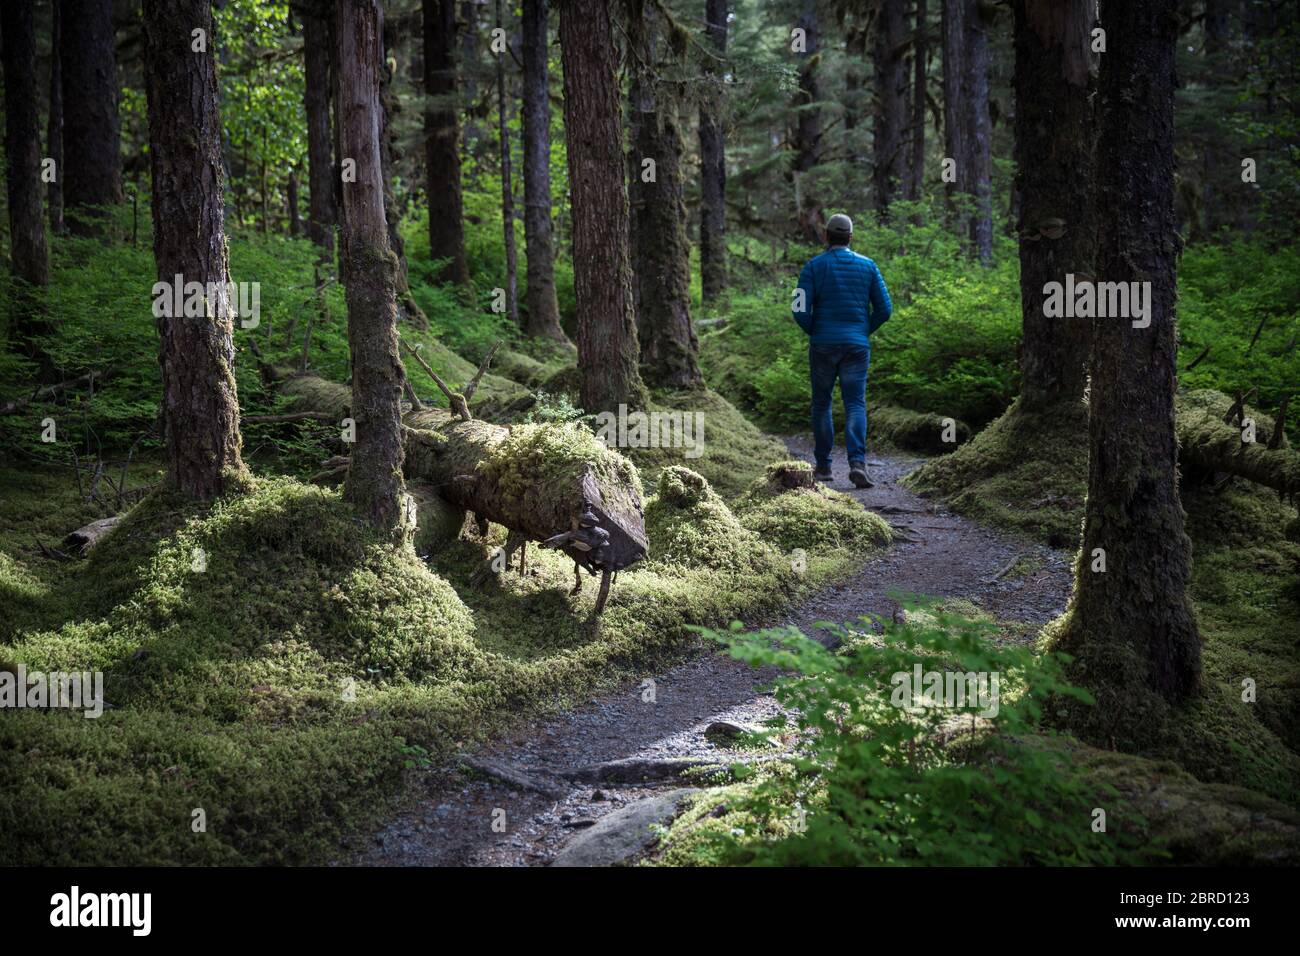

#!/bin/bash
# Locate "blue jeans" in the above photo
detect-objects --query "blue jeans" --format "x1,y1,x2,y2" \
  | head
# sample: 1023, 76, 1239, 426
809, 344, 869, 471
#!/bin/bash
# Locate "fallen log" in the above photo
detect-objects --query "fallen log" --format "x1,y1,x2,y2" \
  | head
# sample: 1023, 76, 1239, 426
1176, 389, 1300, 499
0, 368, 113, 416
279, 373, 649, 613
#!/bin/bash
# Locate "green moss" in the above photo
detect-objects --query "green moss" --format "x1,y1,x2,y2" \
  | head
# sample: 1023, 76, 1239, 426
734, 460, 892, 553
645, 467, 786, 576
626, 387, 788, 501
871, 404, 972, 454
907, 397, 1089, 546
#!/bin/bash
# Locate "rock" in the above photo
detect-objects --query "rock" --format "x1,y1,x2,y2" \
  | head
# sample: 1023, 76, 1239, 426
550, 789, 698, 867
703, 720, 761, 743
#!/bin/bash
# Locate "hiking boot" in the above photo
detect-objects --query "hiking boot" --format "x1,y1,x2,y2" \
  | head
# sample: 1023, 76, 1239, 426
814, 466, 833, 482
848, 461, 874, 489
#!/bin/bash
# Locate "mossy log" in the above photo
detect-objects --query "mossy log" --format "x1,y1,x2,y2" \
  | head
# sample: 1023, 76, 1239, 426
1176, 389, 1300, 498
281, 375, 649, 609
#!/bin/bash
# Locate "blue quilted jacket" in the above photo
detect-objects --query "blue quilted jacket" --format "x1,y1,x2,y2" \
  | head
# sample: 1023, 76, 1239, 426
792, 247, 893, 349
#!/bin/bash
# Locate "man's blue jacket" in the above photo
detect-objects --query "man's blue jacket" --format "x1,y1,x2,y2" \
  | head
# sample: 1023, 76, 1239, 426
792, 246, 893, 350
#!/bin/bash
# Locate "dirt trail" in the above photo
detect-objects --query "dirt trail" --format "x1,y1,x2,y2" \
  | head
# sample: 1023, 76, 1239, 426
347, 444, 1074, 867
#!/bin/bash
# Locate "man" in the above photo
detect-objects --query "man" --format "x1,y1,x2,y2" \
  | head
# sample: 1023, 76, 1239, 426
792, 213, 892, 488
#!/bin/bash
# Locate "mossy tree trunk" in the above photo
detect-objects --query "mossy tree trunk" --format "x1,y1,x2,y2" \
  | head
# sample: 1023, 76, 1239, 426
142, 0, 246, 500
698, 0, 728, 303
336, 0, 409, 538
872, 0, 907, 218
1059, 0, 1201, 704
61, 0, 123, 235
2, 1, 53, 375
520, 0, 569, 342
1013, 0, 1096, 409
791, 0, 822, 243
628, 1, 703, 390
558, 0, 648, 412
303, 0, 337, 255
424, 0, 470, 285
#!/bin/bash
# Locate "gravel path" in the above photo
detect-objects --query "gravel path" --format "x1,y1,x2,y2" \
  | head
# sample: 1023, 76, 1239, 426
346, 445, 1074, 867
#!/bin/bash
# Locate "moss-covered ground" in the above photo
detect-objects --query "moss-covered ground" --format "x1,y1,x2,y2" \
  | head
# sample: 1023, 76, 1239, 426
0, 431, 879, 863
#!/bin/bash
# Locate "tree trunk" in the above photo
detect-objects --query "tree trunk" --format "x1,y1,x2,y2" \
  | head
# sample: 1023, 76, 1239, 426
2, 1, 52, 373
424, 0, 471, 285
1054, 0, 1201, 711
1201, 0, 1229, 239
844, 24, 867, 167
873, 0, 908, 218
942, 0, 968, 237
1013, 0, 1096, 410
791, 0, 822, 242
558, 0, 648, 412
303, 0, 337, 254
47, 0, 64, 235
142, 0, 246, 500
628, 2, 704, 389
964, 0, 992, 264
495, 0, 520, 327
381, 11, 431, 328
907, 0, 928, 202
61, 0, 123, 235
942, 0, 991, 260
460, 0, 483, 163
336, 0, 409, 538
698, 0, 728, 303
287, 167, 301, 236
520, 0, 568, 341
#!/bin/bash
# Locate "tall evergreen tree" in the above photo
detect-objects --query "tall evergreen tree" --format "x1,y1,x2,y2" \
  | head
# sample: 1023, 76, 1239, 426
698, 0, 729, 303
336, 0, 409, 537
1049, 0, 1201, 734
558, 0, 648, 411
61, 0, 123, 234
142, 0, 246, 499
303, 0, 337, 253
873, 0, 909, 217
520, 0, 569, 341
2, 0, 52, 373
424, 0, 470, 284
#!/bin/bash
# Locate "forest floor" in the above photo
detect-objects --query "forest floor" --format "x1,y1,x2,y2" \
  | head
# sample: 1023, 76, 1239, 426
346, 441, 1076, 866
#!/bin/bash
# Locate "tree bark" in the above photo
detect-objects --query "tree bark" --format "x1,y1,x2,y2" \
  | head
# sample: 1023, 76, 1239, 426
965, 0, 992, 263
47, 0, 65, 235
1013, 0, 1096, 410
424, 0, 470, 285
303, 0, 337, 254
1057, 0, 1201, 705
558, 0, 648, 412
873, 0, 909, 218
942, 0, 991, 261
381, 10, 431, 328
791, 0, 822, 242
628, 2, 704, 389
907, 0, 928, 202
61, 0, 123, 235
336, 0, 409, 537
142, 0, 246, 500
520, 0, 568, 341
495, 0, 520, 327
698, 0, 728, 303
2, 0, 52, 371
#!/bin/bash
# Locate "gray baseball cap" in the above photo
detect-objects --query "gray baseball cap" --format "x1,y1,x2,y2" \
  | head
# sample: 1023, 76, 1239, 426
827, 213, 853, 241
